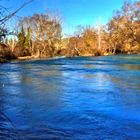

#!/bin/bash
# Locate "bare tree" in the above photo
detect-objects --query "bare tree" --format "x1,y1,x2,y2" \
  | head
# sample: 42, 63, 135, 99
17, 13, 62, 57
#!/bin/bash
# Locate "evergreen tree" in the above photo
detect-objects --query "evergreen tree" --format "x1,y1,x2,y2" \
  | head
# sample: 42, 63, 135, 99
17, 26, 25, 47
24, 27, 31, 48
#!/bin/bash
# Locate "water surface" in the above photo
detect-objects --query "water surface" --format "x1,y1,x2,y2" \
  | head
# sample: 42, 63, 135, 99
0, 55, 140, 139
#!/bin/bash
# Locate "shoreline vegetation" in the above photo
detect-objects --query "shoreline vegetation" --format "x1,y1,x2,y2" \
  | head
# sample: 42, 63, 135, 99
0, 1, 140, 63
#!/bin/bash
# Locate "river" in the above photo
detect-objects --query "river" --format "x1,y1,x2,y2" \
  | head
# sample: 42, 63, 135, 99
0, 55, 140, 139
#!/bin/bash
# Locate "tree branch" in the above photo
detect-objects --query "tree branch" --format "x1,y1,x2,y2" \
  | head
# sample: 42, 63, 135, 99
0, 0, 34, 25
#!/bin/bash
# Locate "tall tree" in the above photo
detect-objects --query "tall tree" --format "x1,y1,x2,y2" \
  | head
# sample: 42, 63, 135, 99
17, 13, 62, 57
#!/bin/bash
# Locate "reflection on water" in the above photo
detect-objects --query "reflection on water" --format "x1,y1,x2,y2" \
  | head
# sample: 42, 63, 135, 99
120, 64, 140, 70
0, 55, 140, 139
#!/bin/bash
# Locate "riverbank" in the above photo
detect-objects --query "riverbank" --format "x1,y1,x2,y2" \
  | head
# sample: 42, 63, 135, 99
0, 58, 8, 63
0, 54, 67, 63
0, 43, 139, 64
1, 53, 140, 64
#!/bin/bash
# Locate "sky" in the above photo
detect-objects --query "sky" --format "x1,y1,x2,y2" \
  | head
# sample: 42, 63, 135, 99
1, 0, 124, 35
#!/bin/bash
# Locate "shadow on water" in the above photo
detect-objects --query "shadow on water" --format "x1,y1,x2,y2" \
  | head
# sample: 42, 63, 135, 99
0, 55, 140, 139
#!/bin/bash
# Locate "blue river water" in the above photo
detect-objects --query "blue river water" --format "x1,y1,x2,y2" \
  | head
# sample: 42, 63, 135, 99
0, 55, 140, 139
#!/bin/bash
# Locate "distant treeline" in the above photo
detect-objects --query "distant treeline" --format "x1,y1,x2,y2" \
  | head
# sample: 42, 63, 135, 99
0, 0, 140, 62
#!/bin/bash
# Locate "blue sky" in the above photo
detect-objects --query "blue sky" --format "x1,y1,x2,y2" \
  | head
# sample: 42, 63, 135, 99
1, 0, 124, 35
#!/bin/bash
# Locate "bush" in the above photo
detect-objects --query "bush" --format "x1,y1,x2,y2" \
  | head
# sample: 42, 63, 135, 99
0, 43, 16, 60
13, 45, 31, 57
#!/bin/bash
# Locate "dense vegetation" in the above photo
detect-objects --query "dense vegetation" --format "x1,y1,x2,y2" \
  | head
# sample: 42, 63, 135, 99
0, 0, 140, 62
